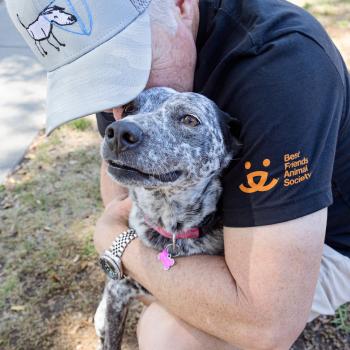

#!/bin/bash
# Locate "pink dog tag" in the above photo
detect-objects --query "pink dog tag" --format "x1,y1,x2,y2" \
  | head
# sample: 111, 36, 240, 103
157, 248, 175, 270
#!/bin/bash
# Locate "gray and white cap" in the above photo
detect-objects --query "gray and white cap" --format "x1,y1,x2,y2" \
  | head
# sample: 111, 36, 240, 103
5, 0, 152, 134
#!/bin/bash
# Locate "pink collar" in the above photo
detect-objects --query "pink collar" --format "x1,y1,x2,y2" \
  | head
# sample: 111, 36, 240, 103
144, 217, 200, 239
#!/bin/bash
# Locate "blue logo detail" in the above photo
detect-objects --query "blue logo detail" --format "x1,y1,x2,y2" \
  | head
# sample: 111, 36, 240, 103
49, 0, 93, 36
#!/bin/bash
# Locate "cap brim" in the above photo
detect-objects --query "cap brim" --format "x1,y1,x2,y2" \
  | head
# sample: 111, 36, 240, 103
46, 11, 151, 135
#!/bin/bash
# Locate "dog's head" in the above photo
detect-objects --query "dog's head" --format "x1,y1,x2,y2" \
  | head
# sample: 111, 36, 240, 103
42, 6, 77, 26
101, 87, 242, 188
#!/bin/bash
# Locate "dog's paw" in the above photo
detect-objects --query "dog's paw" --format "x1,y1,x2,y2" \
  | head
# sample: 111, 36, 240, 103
95, 341, 102, 350
94, 296, 107, 339
96, 338, 104, 350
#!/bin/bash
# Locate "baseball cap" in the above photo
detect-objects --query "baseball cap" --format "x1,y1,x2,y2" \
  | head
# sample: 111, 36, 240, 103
5, 0, 152, 134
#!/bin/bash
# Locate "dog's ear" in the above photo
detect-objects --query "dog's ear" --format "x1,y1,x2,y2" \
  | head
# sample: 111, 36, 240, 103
216, 108, 243, 158
42, 6, 65, 15
41, 8, 52, 15
53, 6, 66, 11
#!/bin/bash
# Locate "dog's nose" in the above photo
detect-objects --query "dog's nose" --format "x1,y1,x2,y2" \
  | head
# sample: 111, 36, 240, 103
70, 15, 77, 22
106, 121, 143, 153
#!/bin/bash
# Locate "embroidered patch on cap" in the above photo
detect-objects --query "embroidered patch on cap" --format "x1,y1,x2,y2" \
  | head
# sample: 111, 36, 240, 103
16, 0, 93, 57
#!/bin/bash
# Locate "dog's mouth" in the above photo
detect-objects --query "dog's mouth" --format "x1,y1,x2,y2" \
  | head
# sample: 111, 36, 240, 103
107, 160, 182, 183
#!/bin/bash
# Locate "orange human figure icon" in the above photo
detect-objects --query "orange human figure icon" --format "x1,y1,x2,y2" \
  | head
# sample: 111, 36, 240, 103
239, 159, 279, 194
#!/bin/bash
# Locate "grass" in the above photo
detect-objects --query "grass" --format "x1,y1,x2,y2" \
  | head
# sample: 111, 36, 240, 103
0, 275, 19, 310
82, 235, 96, 258
303, 2, 313, 10
0, 122, 106, 349
68, 118, 93, 132
300, 0, 350, 33
333, 305, 350, 333
0, 121, 142, 349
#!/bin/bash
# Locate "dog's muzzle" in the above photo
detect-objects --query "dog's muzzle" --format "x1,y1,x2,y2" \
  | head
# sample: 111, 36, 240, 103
105, 121, 143, 153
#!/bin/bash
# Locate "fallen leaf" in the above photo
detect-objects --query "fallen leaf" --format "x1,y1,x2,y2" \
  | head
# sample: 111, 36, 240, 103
11, 305, 26, 312
51, 274, 61, 282
70, 324, 81, 334
79, 262, 88, 271
25, 154, 36, 160
2, 202, 13, 209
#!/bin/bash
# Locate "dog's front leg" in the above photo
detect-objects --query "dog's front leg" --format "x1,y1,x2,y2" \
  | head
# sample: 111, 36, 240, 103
95, 277, 148, 350
51, 32, 66, 47
47, 37, 60, 51
34, 41, 46, 56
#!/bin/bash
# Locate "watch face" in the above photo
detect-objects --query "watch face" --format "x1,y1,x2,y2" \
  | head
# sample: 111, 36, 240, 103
100, 254, 121, 280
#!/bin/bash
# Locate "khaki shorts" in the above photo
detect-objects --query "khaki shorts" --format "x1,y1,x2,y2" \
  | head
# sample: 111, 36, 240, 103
309, 244, 350, 322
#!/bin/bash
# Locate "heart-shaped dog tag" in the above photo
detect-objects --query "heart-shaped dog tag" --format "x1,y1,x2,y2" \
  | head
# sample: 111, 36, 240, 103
157, 248, 175, 271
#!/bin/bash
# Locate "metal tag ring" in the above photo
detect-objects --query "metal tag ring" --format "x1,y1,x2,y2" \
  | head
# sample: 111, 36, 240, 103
166, 243, 181, 258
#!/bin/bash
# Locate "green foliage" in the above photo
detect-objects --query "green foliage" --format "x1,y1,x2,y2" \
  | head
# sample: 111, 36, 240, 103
0, 126, 104, 349
68, 118, 93, 131
82, 235, 96, 258
337, 19, 350, 28
0, 275, 19, 310
333, 305, 350, 332
303, 2, 312, 10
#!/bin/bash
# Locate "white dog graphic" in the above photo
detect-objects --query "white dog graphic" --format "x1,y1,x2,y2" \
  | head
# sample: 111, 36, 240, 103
17, 4, 77, 57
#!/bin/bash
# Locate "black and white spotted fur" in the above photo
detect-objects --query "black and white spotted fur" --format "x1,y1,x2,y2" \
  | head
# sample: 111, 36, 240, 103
95, 87, 241, 350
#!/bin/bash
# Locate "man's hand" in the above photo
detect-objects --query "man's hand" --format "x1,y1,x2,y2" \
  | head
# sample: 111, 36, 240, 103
94, 196, 158, 306
100, 161, 129, 206
94, 197, 131, 254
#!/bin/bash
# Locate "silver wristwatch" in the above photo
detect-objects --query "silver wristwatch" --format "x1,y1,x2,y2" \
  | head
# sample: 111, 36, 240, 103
99, 228, 138, 280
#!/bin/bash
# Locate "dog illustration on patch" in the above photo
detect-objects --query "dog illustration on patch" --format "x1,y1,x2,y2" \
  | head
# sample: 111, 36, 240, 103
17, 3, 77, 57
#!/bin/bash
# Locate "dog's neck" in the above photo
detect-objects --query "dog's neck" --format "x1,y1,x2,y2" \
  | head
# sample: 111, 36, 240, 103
129, 175, 222, 233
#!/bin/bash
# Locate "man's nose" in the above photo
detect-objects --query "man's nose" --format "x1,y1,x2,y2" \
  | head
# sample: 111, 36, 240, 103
105, 121, 143, 153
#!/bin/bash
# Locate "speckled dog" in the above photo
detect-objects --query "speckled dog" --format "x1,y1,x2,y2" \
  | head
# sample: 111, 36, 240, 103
95, 87, 241, 350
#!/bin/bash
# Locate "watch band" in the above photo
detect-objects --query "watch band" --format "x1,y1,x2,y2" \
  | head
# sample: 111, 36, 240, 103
99, 228, 137, 280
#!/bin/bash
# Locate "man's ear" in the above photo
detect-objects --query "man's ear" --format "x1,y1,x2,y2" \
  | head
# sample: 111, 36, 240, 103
217, 109, 243, 157
175, 0, 199, 34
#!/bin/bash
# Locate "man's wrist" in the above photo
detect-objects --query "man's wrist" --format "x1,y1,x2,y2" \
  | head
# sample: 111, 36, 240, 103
120, 237, 144, 279
99, 228, 138, 280
94, 222, 129, 255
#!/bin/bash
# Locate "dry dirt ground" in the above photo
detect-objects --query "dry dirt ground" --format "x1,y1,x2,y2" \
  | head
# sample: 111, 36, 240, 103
0, 121, 143, 350
1, 1, 350, 349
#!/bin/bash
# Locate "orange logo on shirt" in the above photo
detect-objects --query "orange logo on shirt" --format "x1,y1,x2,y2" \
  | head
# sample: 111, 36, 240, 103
239, 159, 279, 194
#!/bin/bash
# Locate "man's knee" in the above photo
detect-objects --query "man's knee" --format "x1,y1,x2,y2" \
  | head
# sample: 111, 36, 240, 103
137, 302, 238, 350
137, 302, 201, 350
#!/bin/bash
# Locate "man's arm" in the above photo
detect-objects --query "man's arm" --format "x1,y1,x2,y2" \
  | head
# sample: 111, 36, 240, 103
95, 203, 327, 350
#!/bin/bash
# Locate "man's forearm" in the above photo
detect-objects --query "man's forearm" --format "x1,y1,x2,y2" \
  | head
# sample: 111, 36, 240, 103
94, 201, 276, 349
122, 238, 263, 349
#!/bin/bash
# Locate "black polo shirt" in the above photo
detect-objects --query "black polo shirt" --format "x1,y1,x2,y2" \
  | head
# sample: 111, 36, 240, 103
97, 0, 350, 258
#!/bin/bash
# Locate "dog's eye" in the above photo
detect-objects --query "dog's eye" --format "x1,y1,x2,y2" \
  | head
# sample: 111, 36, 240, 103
54, 15, 58, 19
180, 114, 201, 127
122, 103, 136, 117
